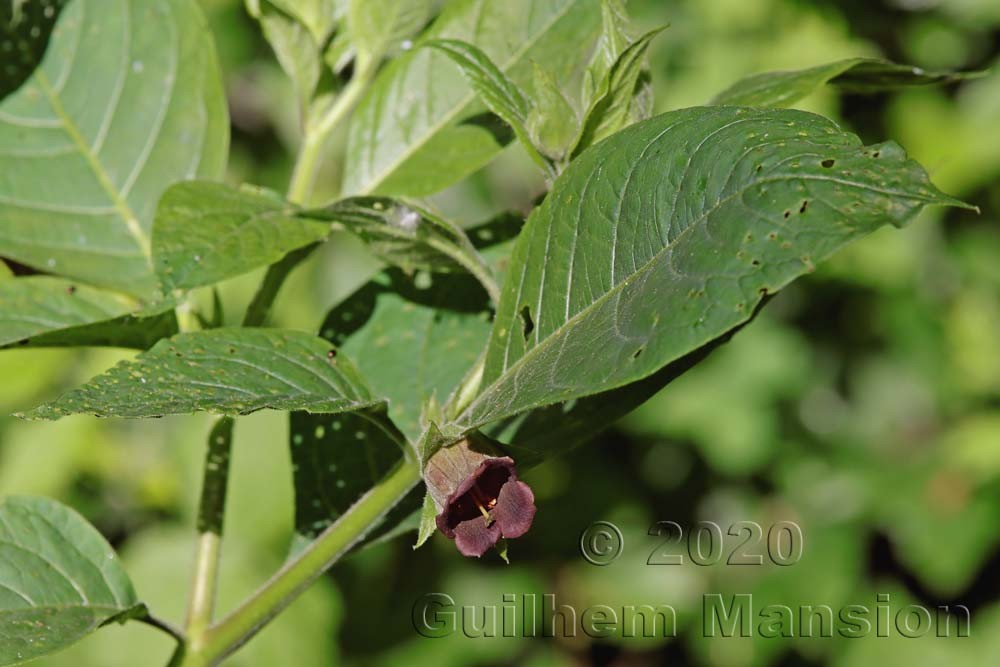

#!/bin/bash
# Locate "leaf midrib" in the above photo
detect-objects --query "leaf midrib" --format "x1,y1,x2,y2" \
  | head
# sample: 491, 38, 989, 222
359, 0, 581, 194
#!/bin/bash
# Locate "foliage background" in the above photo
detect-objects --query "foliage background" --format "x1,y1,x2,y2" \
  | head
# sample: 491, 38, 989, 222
1, 0, 998, 665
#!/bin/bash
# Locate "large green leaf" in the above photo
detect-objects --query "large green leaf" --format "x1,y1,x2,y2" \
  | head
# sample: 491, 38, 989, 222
0, 0, 229, 299
452, 106, 969, 434
0, 495, 141, 665
342, 0, 600, 196
22, 328, 380, 419
153, 181, 330, 293
710, 57, 979, 108
0, 0, 70, 102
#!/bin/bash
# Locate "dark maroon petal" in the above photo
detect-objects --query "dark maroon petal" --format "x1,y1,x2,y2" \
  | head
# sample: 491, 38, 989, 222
453, 517, 502, 557
438, 457, 516, 532
435, 511, 456, 539
449, 457, 516, 506
492, 480, 536, 539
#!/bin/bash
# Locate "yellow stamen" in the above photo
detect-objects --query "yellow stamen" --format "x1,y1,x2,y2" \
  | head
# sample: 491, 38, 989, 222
475, 499, 494, 526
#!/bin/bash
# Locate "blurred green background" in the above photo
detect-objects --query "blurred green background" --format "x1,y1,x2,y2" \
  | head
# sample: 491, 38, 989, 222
2, 0, 999, 665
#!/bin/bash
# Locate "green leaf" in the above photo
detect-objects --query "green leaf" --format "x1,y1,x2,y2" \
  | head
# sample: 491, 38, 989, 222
425, 39, 549, 173
323, 29, 353, 75
583, 0, 630, 103
21, 328, 380, 419
289, 408, 405, 543
452, 106, 971, 435
153, 181, 330, 293
710, 57, 981, 108
10, 304, 178, 350
494, 316, 751, 463
370, 119, 510, 198
343, 0, 601, 196
0, 277, 136, 347
0, 495, 141, 665
628, 69, 654, 124
347, 0, 430, 75
0, 261, 12, 281
0, 0, 69, 102
245, 0, 324, 112
260, 0, 340, 44
311, 197, 499, 301
527, 63, 579, 163
317, 269, 495, 441
0, 0, 229, 299
574, 25, 664, 154
0, 270, 177, 349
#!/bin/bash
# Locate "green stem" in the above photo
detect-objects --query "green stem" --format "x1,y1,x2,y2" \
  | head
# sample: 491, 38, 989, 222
286, 131, 326, 206
287, 73, 371, 205
185, 533, 221, 640
194, 458, 421, 665
174, 298, 201, 333
243, 71, 372, 328
240, 243, 319, 328
184, 418, 234, 647
138, 613, 186, 645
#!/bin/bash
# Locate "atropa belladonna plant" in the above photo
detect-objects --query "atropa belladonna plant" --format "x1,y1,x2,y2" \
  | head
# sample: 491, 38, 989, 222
0, 0, 975, 665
